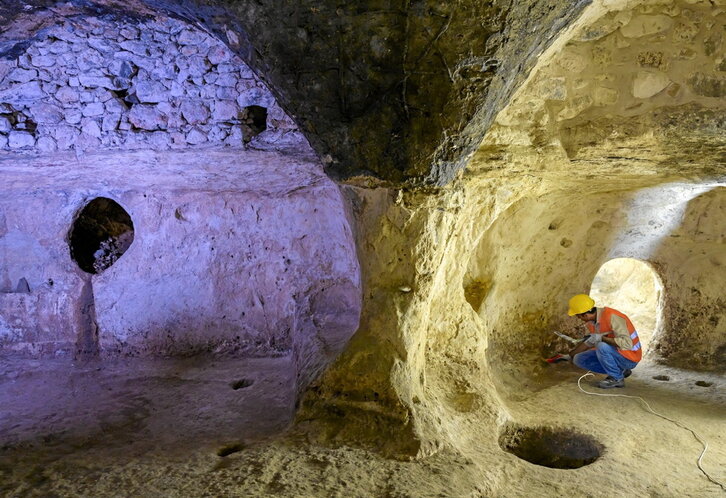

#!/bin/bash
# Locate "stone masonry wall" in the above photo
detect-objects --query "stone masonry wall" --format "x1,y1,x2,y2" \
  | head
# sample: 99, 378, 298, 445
0, 15, 303, 154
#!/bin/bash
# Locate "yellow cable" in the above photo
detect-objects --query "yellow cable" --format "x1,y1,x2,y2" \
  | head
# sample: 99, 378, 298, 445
577, 372, 726, 492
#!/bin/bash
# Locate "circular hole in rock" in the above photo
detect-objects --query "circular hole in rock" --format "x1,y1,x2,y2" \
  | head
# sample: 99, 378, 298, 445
499, 425, 603, 469
231, 379, 254, 390
217, 443, 244, 457
695, 381, 713, 387
69, 197, 134, 274
653, 375, 670, 381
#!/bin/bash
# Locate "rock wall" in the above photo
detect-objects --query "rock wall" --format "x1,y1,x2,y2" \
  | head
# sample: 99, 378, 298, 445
474, 0, 726, 374
298, 0, 726, 461
0, 14, 302, 153
0, 149, 361, 394
653, 187, 726, 371
590, 257, 663, 350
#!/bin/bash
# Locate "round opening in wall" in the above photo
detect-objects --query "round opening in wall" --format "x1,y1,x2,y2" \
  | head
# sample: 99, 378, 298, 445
69, 197, 134, 274
499, 425, 603, 469
241, 105, 267, 142
590, 258, 663, 352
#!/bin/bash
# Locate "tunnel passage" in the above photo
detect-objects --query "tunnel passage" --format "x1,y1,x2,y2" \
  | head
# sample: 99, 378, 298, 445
69, 197, 134, 274
590, 258, 663, 354
499, 424, 604, 469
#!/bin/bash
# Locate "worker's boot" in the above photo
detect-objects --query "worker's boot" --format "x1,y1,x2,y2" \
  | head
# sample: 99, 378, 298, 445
623, 369, 632, 378
597, 376, 624, 389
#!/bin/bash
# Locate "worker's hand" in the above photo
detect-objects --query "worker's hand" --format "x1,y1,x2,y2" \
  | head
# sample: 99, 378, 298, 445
583, 333, 604, 346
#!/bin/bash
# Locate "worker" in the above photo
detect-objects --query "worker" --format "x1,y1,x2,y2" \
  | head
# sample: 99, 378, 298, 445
567, 294, 642, 388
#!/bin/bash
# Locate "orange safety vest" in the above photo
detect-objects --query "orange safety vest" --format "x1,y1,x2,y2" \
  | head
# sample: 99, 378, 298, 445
585, 307, 642, 363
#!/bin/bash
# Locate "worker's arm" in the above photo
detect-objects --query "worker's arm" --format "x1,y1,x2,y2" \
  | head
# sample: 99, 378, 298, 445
608, 314, 633, 350
571, 333, 623, 351
569, 339, 590, 358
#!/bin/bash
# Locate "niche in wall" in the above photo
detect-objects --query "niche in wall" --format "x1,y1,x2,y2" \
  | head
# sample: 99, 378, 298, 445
69, 198, 134, 274
589, 258, 663, 354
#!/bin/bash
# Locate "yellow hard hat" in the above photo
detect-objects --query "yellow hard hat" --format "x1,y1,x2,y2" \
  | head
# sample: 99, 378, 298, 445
568, 294, 595, 316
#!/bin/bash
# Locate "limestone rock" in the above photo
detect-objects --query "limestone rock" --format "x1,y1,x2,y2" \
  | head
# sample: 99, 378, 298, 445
75, 132, 101, 150
82, 102, 105, 117
0, 8, 302, 157
87, 39, 113, 54
672, 21, 699, 43
0, 60, 17, 82
134, 80, 168, 103
104, 98, 127, 114
557, 95, 593, 121
0, 116, 11, 133
620, 15, 674, 38
213, 101, 238, 121
30, 55, 55, 67
181, 101, 210, 124
207, 45, 232, 65
537, 77, 567, 101
186, 127, 207, 144
215, 73, 237, 88
65, 109, 82, 125
108, 60, 137, 80
178, 29, 207, 45
29, 103, 63, 124
632, 71, 672, 99
186, 56, 210, 77
148, 131, 171, 149
236, 88, 272, 109
7, 68, 37, 83
78, 74, 115, 89
48, 41, 70, 55
216, 86, 237, 100
0, 81, 43, 102
593, 87, 619, 106
102, 113, 121, 132
7, 131, 35, 149
76, 49, 104, 71
119, 41, 148, 56
128, 105, 168, 131
120, 26, 140, 40
687, 73, 726, 97
36, 136, 57, 152
81, 119, 102, 138
53, 125, 78, 150
572, 11, 632, 41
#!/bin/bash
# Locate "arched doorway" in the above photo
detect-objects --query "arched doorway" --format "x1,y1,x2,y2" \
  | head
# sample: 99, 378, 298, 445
589, 258, 663, 357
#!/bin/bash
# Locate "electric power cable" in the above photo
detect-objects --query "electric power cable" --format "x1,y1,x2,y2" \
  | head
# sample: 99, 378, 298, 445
577, 372, 726, 492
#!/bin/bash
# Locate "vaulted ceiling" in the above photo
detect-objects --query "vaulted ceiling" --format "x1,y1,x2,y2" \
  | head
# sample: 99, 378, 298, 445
0, 0, 590, 185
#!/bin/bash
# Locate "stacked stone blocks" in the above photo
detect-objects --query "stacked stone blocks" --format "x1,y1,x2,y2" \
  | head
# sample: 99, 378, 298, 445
0, 16, 301, 153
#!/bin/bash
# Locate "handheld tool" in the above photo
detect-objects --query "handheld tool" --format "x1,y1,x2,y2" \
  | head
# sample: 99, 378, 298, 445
552, 330, 581, 344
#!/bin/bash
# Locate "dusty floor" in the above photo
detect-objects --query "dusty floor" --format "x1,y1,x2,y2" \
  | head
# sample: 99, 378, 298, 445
0, 355, 723, 497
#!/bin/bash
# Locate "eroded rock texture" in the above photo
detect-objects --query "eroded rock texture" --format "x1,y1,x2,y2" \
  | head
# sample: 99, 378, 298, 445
0, 149, 361, 395
1, 0, 591, 183
0, 0, 725, 496
299, 0, 726, 471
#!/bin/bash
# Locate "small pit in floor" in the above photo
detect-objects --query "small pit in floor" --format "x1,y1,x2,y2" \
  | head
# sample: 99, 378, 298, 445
231, 379, 254, 390
217, 443, 245, 457
499, 425, 603, 469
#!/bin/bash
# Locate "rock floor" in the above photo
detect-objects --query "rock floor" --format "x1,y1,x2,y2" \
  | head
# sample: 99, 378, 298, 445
0, 356, 723, 497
